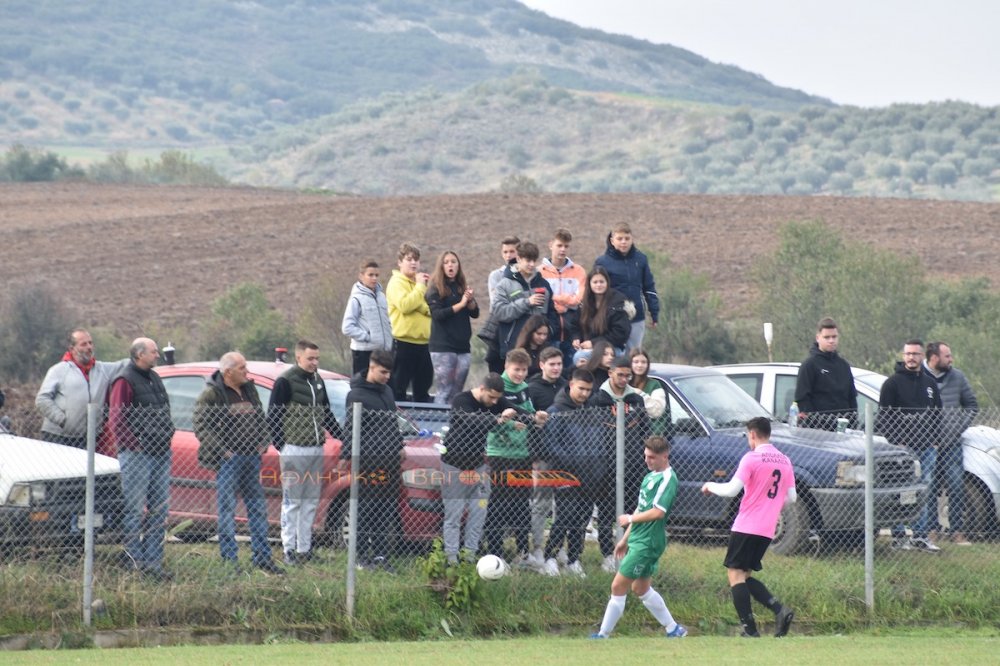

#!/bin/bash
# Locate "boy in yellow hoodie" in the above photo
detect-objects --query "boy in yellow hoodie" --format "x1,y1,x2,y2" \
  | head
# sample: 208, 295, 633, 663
386, 242, 433, 402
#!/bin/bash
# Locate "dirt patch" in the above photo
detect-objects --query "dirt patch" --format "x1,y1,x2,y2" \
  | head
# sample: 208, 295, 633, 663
2, 182, 999, 336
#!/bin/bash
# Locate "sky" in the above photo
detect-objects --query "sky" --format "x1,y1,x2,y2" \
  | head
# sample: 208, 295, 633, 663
519, 0, 998, 108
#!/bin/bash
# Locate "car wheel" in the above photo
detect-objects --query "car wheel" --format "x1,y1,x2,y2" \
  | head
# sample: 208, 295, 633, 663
323, 498, 350, 550
962, 474, 999, 540
770, 492, 811, 556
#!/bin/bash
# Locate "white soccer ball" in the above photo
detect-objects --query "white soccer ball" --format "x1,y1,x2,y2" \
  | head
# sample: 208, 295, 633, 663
476, 554, 508, 580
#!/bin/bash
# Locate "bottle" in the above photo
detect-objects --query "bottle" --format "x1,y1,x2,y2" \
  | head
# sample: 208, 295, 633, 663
788, 402, 799, 428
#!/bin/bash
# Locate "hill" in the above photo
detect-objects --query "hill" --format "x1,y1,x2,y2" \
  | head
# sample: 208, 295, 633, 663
2, 183, 998, 340
0, 0, 823, 151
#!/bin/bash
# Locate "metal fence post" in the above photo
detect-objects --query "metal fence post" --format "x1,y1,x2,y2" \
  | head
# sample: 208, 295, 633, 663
864, 402, 875, 613
83, 402, 99, 627
615, 403, 625, 539
345, 401, 361, 621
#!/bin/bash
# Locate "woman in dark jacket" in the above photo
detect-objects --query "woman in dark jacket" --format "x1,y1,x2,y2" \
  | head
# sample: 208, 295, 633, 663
514, 313, 552, 378
569, 266, 631, 366
426, 250, 480, 404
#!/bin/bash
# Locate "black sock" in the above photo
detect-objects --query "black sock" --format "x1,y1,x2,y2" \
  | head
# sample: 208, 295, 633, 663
731, 583, 758, 635
745, 577, 782, 614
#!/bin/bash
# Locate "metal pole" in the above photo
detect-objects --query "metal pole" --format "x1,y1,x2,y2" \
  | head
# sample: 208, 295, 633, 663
345, 401, 361, 621
864, 402, 875, 613
83, 403, 99, 627
615, 402, 626, 539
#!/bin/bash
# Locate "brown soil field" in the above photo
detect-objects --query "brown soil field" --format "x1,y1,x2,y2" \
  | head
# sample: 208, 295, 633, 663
2, 182, 999, 338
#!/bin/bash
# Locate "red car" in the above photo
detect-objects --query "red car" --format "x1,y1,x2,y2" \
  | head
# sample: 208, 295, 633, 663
153, 361, 443, 546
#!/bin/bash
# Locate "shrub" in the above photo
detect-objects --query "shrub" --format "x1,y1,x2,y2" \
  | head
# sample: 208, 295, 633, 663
0, 284, 77, 382
199, 283, 294, 361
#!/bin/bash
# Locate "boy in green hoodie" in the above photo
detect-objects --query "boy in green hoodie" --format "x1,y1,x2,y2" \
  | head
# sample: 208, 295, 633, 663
482, 348, 549, 564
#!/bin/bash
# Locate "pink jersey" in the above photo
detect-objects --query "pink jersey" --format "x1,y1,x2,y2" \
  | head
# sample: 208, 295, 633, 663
731, 443, 795, 538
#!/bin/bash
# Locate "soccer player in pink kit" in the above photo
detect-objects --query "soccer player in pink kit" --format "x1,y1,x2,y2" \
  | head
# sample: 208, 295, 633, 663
701, 417, 797, 638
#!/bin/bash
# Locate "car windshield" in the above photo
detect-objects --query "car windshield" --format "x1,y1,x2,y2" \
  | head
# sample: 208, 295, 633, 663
672, 373, 773, 428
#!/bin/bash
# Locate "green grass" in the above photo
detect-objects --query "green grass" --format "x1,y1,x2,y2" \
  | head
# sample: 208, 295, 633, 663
6, 633, 1000, 665
2, 537, 999, 643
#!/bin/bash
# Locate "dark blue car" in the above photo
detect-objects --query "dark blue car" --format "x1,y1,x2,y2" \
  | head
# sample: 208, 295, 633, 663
650, 364, 927, 554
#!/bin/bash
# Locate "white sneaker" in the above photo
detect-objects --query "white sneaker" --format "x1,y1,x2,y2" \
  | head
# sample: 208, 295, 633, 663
556, 548, 569, 566
565, 560, 587, 578
540, 558, 560, 577
526, 549, 544, 568
600, 554, 617, 573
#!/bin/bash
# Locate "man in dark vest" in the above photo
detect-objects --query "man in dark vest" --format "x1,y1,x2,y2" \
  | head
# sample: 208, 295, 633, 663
268, 339, 342, 566
106, 337, 176, 581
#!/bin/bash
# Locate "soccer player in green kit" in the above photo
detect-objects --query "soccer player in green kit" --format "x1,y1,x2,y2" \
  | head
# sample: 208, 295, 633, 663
590, 435, 687, 639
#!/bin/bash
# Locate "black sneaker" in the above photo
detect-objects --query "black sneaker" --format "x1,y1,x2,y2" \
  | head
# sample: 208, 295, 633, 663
740, 631, 761, 638
255, 560, 286, 575
774, 605, 795, 638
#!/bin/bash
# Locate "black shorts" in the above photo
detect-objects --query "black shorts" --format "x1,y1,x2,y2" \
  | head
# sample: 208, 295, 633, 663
723, 531, 772, 572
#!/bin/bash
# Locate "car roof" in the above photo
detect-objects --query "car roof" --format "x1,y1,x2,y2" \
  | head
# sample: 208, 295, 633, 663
156, 361, 348, 381
648, 362, 726, 379
709, 361, 887, 381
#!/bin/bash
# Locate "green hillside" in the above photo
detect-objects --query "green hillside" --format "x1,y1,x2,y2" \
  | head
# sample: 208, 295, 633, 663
0, 0, 825, 150
228, 73, 1000, 199
1, 0, 997, 200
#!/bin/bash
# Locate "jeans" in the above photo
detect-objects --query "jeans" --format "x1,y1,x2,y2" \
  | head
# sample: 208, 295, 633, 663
440, 462, 490, 558
530, 460, 556, 553
935, 445, 965, 532
119, 449, 171, 572
896, 446, 937, 539
279, 444, 324, 554
217, 454, 272, 565
626, 319, 646, 354
431, 352, 471, 405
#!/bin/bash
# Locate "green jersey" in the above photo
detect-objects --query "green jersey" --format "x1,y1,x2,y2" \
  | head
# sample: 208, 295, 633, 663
627, 466, 679, 556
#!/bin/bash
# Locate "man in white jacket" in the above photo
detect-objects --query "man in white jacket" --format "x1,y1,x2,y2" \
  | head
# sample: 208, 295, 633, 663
36, 328, 127, 449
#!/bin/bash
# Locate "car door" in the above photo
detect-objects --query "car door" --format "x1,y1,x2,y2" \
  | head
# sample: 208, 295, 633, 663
655, 379, 746, 527
160, 374, 217, 520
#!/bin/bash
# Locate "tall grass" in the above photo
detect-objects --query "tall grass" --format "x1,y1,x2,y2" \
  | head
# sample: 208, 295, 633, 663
2, 538, 999, 641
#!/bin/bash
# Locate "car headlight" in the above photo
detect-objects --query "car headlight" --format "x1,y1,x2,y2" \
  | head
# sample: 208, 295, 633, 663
835, 461, 866, 487
6, 482, 47, 507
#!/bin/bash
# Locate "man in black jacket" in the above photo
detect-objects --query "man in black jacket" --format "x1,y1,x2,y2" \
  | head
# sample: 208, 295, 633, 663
877, 339, 942, 552
793, 317, 858, 430
343, 349, 403, 571
267, 339, 342, 566
440, 372, 523, 564
526, 346, 567, 565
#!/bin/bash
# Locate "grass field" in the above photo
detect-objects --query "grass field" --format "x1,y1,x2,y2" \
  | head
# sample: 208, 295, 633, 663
6, 633, 999, 665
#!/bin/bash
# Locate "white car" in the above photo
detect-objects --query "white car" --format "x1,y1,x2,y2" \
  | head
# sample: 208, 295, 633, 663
712, 362, 1000, 536
0, 425, 124, 548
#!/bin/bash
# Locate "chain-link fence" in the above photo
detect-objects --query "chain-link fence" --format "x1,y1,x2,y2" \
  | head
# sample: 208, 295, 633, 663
2, 398, 1000, 628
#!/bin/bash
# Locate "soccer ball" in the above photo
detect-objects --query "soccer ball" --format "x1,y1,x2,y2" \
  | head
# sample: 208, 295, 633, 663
476, 554, 508, 580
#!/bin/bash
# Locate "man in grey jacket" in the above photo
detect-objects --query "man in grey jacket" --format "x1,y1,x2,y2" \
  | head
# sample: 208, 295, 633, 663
35, 328, 126, 449
924, 341, 978, 546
